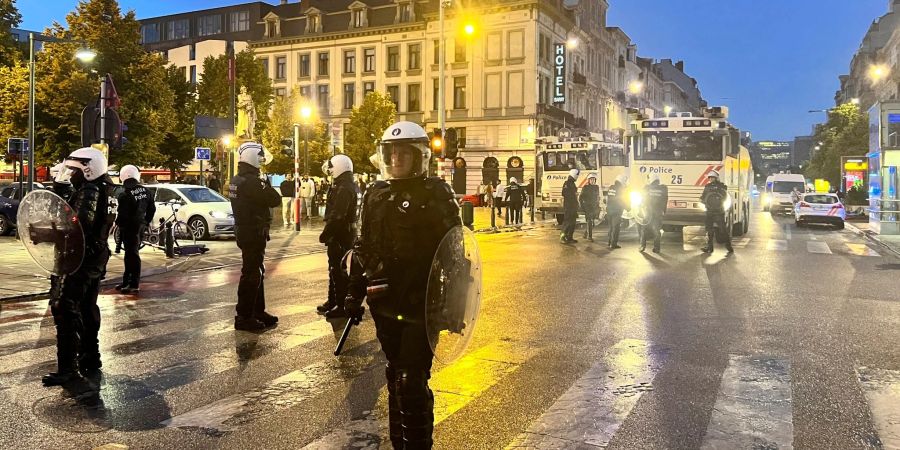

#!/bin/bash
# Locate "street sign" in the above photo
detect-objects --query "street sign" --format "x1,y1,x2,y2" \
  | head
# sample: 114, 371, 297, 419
195, 147, 211, 160
6, 138, 27, 160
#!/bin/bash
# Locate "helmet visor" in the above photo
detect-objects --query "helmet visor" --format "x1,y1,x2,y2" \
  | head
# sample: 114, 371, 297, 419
378, 140, 428, 180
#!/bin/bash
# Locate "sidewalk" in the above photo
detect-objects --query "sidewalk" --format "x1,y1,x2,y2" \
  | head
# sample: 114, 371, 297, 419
844, 219, 900, 257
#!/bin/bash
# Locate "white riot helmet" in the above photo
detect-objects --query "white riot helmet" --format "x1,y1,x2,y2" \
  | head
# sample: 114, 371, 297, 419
648, 173, 661, 184
50, 162, 70, 184
377, 121, 431, 180
708, 170, 720, 180
64, 147, 107, 182
615, 174, 628, 185
327, 154, 353, 178
568, 168, 580, 179
509, 177, 518, 184
238, 141, 269, 168
120, 165, 140, 182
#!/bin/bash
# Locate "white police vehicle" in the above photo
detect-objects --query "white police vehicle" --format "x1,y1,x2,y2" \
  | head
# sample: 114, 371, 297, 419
794, 192, 846, 229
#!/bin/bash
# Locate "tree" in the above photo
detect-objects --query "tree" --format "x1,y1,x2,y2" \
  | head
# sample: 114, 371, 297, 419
154, 65, 197, 174
197, 48, 273, 139
344, 91, 396, 173
0, 61, 27, 140
805, 103, 869, 186
34, 0, 175, 167
0, 0, 23, 66
262, 90, 331, 176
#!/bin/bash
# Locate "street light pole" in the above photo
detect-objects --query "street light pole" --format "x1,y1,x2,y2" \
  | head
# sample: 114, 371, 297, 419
27, 33, 35, 192
293, 123, 301, 232
439, 1, 448, 139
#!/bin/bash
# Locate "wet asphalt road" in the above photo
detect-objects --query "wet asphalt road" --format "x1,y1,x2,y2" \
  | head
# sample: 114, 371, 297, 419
0, 205, 899, 449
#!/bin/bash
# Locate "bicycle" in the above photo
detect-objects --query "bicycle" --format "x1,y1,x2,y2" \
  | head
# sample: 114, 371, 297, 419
113, 199, 195, 251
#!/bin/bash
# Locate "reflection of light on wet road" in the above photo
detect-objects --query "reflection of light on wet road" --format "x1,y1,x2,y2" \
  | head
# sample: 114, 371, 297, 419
506, 339, 668, 448
856, 367, 900, 449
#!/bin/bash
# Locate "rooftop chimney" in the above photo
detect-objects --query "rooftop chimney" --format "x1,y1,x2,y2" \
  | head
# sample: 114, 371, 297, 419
676, 60, 684, 72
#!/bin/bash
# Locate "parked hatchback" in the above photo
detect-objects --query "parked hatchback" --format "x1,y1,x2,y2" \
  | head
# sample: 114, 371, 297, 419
144, 184, 234, 239
794, 193, 845, 229
0, 183, 45, 236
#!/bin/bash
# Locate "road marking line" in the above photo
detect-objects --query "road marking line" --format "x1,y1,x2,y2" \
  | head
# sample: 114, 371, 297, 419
505, 339, 668, 449
700, 355, 793, 449
845, 243, 880, 257
766, 240, 788, 251
301, 340, 539, 448
733, 238, 751, 248
856, 367, 900, 449
806, 241, 832, 254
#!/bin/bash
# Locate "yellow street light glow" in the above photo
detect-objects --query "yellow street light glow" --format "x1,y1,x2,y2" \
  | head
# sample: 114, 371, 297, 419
566, 38, 578, 49
300, 105, 313, 121
75, 48, 97, 63
663, 105, 673, 115
628, 80, 644, 95
432, 136, 443, 149
464, 23, 475, 35
527, 125, 534, 134
868, 64, 889, 82
222, 135, 233, 146
850, 98, 860, 105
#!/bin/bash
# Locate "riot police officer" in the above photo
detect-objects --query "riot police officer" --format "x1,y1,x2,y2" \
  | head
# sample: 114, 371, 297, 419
44, 148, 113, 385
228, 142, 283, 331
579, 173, 600, 242
346, 121, 461, 449
115, 165, 155, 293
318, 154, 360, 318
561, 169, 579, 244
607, 175, 628, 249
504, 177, 525, 225
640, 174, 668, 253
700, 170, 734, 254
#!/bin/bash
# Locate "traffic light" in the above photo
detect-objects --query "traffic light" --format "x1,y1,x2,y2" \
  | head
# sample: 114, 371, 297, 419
445, 127, 459, 159
430, 128, 443, 157
281, 138, 294, 157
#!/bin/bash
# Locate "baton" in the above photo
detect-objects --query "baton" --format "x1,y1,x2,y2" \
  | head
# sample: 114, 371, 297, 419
334, 307, 364, 356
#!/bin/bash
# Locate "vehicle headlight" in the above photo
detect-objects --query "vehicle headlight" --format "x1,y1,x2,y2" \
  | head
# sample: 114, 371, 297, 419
630, 191, 643, 208
209, 211, 228, 219
762, 194, 771, 205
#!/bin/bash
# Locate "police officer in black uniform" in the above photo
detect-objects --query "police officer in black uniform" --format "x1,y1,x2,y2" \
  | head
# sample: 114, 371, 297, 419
640, 173, 668, 253
561, 168, 579, 244
115, 165, 155, 293
504, 177, 525, 225
228, 142, 283, 332
700, 170, 734, 254
607, 175, 628, 249
346, 121, 461, 449
318, 154, 360, 318
43, 147, 113, 385
579, 172, 600, 242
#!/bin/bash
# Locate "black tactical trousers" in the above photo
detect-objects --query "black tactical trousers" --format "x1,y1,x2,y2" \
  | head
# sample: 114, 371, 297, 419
705, 213, 733, 251
508, 202, 523, 224
326, 234, 354, 306
641, 214, 663, 251
235, 227, 268, 318
608, 214, 623, 246
121, 225, 142, 288
51, 274, 102, 371
563, 209, 577, 240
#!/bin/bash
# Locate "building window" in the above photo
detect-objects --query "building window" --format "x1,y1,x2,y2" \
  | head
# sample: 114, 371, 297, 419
457, 127, 466, 148
229, 11, 250, 32
275, 87, 287, 99
343, 83, 356, 110
408, 43, 421, 70
299, 54, 310, 77
197, 14, 222, 37
318, 52, 329, 76
140, 23, 160, 43
266, 19, 280, 38
485, 73, 501, 109
508, 30, 524, 59
486, 32, 501, 62
387, 46, 400, 72
432, 78, 439, 111
307, 13, 321, 33
407, 83, 421, 112
352, 9, 366, 28
387, 85, 400, 110
343, 49, 356, 74
189, 65, 197, 85
189, 43, 196, 61
317, 85, 329, 113
507, 71, 523, 107
454, 38, 466, 63
399, 2, 413, 22
300, 85, 311, 98
433, 40, 440, 65
363, 48, 376, 73
453, 76, 466, 109
275, 56, 286, 79
166, 19, 189, 40
364, 81, 375, 96
258, 57, 269, 77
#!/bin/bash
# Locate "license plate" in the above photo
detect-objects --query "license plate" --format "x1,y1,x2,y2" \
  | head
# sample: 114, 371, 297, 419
814, 205, 827, 210
672, 201, 687, 208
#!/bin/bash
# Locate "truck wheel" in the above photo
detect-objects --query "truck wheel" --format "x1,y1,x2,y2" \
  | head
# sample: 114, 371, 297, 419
742, 207, 750, 234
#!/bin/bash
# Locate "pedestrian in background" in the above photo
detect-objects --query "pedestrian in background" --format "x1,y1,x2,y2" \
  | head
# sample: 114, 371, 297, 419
207, 171, 221, 193
228, 142, 282, 332
318, 155, 360, 318
640, 174, 668, 253
115, 165, 155, 294
484, 182, 494, 208
300, 176, 317, 219
280, 174, 295, 228
607, 175, 627, 249
580, 172, 600, 242
561, 168, 579, 244
505, 177, 525, 225
493, 180, 506, 218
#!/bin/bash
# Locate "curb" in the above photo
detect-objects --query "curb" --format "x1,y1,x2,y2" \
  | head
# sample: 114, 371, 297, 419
844, 222, 900, 258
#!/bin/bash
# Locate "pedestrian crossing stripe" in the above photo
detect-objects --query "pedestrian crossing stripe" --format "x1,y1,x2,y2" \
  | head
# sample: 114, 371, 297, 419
845, 243, 880, 257
807, 241, 832, 254
766, 239, 788, 251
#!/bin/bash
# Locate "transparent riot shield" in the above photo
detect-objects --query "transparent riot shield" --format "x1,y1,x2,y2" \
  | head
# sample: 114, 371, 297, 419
426, 226, 482, 365
16, 190, 84, 276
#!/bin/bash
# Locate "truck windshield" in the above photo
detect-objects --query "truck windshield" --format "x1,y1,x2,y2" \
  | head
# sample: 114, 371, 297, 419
633, 131, 724, 161
600, 146, 627, 166
542, 149, 597, 171
772, 181, 805, 193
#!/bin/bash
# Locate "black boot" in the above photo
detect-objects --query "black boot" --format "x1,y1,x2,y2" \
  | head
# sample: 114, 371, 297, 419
43, 359, 82, 386
255, 311, 279, 327
386, 365, 404, 449
317, 300, 336, 313
397, 369, 434, 449
234, 315, 267, 332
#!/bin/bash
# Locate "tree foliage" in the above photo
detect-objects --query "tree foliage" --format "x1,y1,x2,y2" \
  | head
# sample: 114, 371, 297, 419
344, 91, 396, 173
155, 65, 197, 172
262, 90, 332, 176
805, 103, 869, 186
0, 61, 27, 140
34, 0, 174, 167
0, 0, 23, 66
196, 48, 272, 138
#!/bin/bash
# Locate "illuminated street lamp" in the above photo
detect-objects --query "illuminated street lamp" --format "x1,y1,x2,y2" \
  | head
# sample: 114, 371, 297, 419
566, 37, 578, 49
850, 97, 860, 105
868, 64, 889, 82
464, 23, 475, 36
663, 105, 673, 116
628, 80, 644, 95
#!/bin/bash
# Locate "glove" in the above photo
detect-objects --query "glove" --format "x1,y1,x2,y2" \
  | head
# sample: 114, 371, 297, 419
318, 231, 329, 244
344, 295, 365, 319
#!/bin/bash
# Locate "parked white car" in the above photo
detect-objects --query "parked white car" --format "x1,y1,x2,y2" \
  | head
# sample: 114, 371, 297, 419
145, 184, 234, 239
794, 193, 846, 229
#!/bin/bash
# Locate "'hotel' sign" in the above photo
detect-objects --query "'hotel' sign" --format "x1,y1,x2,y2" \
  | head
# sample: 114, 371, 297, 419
553, 43, 566, 104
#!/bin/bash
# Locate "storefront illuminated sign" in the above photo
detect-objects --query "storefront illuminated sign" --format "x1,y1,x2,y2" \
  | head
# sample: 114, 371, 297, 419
553, 43, 566, 104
